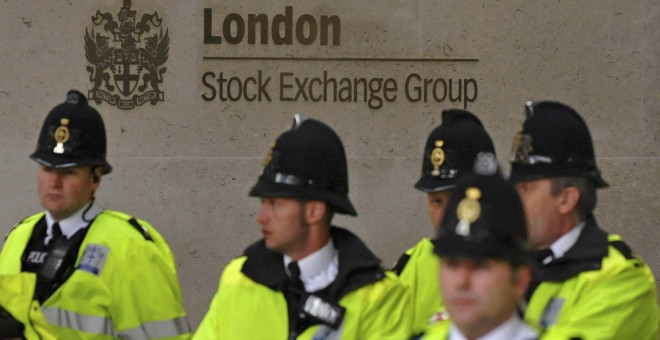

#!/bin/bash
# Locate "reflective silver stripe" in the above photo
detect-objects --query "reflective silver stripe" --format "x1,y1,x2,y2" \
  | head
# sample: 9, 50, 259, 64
42, 306, 116, 336
118, 317, 191, 340
43, 306, 190, 339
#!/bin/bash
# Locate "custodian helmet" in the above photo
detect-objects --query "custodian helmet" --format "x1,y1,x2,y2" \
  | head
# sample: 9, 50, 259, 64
414, 109, 495, 193
30, 90, 112, 174
434, 152, 530, 265
249, 115, 357, 216
509, 101, 607, 188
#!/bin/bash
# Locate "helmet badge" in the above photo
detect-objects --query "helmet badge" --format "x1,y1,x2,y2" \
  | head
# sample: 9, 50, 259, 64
510, 128, 533, 164
455, 187, 481, 236
262, 141, 277, 173
53, 118, 71, 154
430, 140, 445, 176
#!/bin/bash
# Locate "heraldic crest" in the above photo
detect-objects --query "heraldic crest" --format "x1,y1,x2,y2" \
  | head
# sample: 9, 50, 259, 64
85, 0, 169, 109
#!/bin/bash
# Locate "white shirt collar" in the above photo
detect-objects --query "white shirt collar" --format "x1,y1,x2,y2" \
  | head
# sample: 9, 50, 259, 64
549, 221, 585, 260
283, 238, 338, 292
449, 314, 538, 340
45, 200, 102, 243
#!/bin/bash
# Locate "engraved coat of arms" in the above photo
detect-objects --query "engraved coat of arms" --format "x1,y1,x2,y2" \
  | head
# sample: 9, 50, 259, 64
85, 0, 168, 109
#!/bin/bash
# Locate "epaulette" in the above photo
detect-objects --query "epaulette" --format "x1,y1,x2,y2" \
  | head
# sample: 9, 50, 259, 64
4, 213, 44, 242
101, 210, 153, 242
128, 218, 154, 242
609, 239, 634, 260
391, 253, 411, 275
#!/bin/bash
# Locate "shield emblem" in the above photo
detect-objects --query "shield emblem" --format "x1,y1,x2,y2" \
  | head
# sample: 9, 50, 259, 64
112, 48, 142, 96
86, 1, 167, 109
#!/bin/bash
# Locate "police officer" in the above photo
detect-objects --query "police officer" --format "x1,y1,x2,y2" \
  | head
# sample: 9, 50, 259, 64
392, 109, 495, 335
194, 115, 412, 339
422, 153, 538, 339
0, 90, 190, 339
509, 100, 659, 338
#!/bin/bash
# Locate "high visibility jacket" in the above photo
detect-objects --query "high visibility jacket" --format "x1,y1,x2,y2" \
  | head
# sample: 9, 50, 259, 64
0, 210, 191, 339
0, 272, 56, 339
193, 227, 413, 339
524, 216, 659, 339
418, 319, 449, 340
392, 237, 443, 336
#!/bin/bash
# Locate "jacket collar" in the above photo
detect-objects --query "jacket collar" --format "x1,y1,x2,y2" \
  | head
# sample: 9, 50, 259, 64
241, 226, 384, 299
534, 214, 608, 282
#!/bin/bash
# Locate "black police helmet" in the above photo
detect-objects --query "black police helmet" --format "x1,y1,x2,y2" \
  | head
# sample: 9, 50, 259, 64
30, 90, 112, 174
509, 101, 607, 188
434, 152, 531, 265
249, 115, 357, 216
415, 109, 495, 193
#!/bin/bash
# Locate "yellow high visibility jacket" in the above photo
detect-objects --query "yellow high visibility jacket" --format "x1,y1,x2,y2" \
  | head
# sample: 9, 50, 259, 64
0, 210, 191, 339
392, 237, 443, 336
0, 273, 57, 339
418, 319, 450, 340
525, 217, 659, 339
193, 227, 413, 339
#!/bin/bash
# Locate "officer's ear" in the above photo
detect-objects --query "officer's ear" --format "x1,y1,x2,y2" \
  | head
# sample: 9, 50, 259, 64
91, 167, 103, 184
303, 200, 327, 225
512, 264, 532, 298
557, 186, 580, 215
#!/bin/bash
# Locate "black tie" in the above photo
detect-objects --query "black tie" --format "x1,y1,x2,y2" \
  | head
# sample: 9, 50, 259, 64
286, 261, 310, 339
50, 222, 63, 245
526, 249, 556, 302
288, 262, 305, 292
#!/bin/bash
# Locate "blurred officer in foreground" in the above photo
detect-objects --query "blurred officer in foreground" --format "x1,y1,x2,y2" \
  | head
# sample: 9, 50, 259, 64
0, 90, 190, 339
194, 115, 412, 339
422, 152, 537, 339
509, 101, 659, 339
391, 109, 495, 336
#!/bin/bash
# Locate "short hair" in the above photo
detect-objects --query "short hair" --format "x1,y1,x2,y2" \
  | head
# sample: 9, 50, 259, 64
297, 199, 335, 225
551, 177, 597, 219
325, 207, 335, 225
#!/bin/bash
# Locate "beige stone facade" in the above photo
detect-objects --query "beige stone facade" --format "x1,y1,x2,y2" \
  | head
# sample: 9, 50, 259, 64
0, 0, 658, 327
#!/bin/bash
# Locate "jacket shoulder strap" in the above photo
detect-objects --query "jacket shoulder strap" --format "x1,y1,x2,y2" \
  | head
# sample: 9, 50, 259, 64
100, 210, 154, 241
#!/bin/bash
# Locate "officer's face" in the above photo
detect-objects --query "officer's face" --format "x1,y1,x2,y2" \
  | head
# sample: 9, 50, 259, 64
427, 190, 452, 231
440, 257, 530, 338
256, 197, 311, 260
37, 165, 100, 221
515, 178, 564, 249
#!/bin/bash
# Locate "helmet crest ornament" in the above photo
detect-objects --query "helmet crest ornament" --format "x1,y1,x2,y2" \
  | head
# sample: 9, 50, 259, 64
262, 142, 276, 168
455, 187, 481, 236
510, 128, 533, 164
53, 118, 71, 154
430, 140, 445, 176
